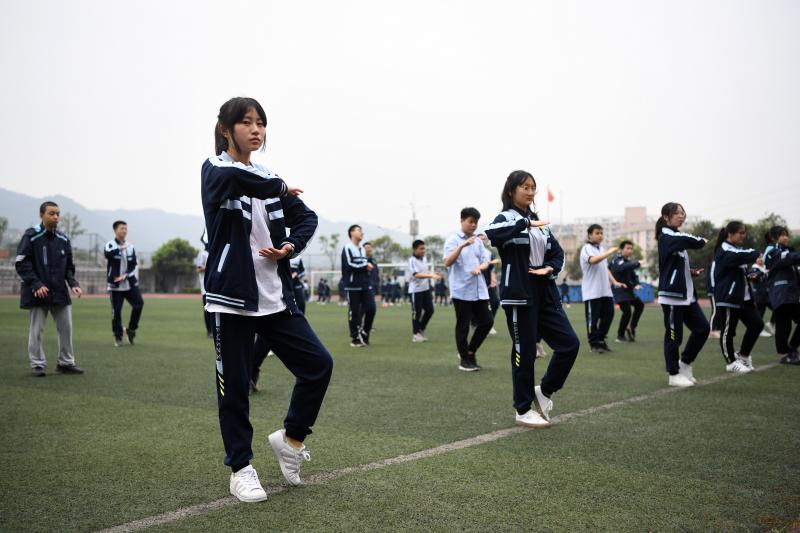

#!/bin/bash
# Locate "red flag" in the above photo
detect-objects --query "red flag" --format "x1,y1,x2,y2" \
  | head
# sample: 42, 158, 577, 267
547, 187, 555, 203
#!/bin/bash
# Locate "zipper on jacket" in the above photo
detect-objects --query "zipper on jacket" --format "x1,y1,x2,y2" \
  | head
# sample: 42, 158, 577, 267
669, 269, 677, 285
217, 243, 230, 273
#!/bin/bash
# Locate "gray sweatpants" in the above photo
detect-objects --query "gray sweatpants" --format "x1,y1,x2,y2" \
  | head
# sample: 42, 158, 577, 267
28, 305, 75, 368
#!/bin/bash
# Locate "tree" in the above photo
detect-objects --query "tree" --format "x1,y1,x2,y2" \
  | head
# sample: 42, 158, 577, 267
566, 246, 583, 281
151, 238, 198, 292
422, 234, 445, 267
0, 216, 7, 245
317, 233, 340, 270
60, 213, 86, 240
370, 235, 409, 264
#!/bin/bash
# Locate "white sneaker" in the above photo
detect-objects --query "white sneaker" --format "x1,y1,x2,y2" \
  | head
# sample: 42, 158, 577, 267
268, 429, 311, 486
229, 465, 268, 502
412, 333, 426, 343
533, 385, 553, 421
736, 353, 754, 370
515, 409, 551, 428
668, 374, 695, 387
678, 360, 697, 384
725, 360, 752, 374
489, 327, 497, 336
759, 330, 772, 337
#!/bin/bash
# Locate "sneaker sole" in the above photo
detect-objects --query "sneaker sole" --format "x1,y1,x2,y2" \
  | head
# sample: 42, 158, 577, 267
458, 365, 479, 372
268, 433, 303, 486
230, 488, 268, 503
515, 419, 551, 428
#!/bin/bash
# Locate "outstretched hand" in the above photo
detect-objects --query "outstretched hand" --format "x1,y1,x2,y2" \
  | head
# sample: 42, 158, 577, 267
259, 244, 293, 260
529, 266, 554, 276
287, 186, 303, 196
529, 219, 549, 228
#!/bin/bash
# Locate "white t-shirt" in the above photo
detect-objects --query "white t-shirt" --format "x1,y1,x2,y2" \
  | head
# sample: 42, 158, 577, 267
658, 250, 696, 306
580, 243, 612, 300
206, 198, 287, 316
408, 255, 432, 293
528, 227, 548, 267
195, 249, 209, 295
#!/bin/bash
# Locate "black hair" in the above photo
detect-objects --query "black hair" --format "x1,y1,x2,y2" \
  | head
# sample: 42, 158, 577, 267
215, 97, 268, 156
587, 224, 603, 235
113, 220, 127, 230
460, 207, 480, 221
768, 225, 789, 243
363, 241, 372, 247
655, 202, 685, 240
763, 231, 773, 245
715, 221, 745, 252
412, 239, 425, 250
39, 201, 58, 214
501, 170, 538, 216
619, 240, 634, 249
348, 224, 362, 238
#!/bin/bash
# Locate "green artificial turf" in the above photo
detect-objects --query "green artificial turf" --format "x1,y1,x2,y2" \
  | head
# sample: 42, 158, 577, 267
0, 297, 797, 532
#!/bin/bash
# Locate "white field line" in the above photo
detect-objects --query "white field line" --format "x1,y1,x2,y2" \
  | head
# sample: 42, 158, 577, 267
97, 362, 780, 533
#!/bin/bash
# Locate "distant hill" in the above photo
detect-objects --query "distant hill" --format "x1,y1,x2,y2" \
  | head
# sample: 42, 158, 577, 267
0, 187, 411, 269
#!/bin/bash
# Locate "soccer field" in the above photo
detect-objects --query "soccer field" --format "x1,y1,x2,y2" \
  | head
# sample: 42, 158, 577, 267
0, 297, 798, 532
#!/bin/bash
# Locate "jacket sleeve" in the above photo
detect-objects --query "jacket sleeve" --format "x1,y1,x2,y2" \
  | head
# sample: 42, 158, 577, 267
660, 231, 706, 255
279, 195, 318, 258
64, 238, 79, 288
15, 232, 44, 291
104, 240, 119, 260
127, 247, 138, 278
715, 248, 759, 270
765, 248, 800, 271
202, 159, 288, 203
542, 231, 565, 279
484, 213, 528, 247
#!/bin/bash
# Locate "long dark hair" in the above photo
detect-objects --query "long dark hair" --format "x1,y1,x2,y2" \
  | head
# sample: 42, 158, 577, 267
714, 220, 745, 252
215, 97, 268, 155
501, 170, 538, 220
654, 202, 685, 240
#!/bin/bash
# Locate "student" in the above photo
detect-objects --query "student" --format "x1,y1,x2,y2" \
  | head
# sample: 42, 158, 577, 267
195, 236, 214, 338
711, 221, 763, 373
104, 220, 144, 347
580, 225, 623, 353
408, 239, 441, 342
363, 241, 379, 341
434, 276, 448, 306
341, 225, 374, 346
610, 240, 644, 343
202, 97, 333, 502
289, 257, 307, 313
764, 226, 800, 365
15, 201, 84, 376
443, 207, 494, 371
484, 170, 579, 428
655, 202, 709, 387
559, 278, 571, 307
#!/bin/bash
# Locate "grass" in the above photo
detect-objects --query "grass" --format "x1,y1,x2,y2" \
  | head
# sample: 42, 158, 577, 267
0, 297, 798, 532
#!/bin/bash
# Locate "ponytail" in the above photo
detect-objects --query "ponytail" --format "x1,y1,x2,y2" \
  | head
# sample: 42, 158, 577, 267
715, 221, 745, 252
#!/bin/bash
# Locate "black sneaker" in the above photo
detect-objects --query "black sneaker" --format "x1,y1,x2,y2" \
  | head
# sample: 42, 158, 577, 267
31, 366, 45, 377
615, 336, 629, 343
627, 328, 636, 342
126, 328, 136, 345
600, 342, 613, 352
467, 351, 482, 370
56, 364, 84, 375
779, 351, 800, 365
458, 359, 479, 372
350, 337, 366, 348
590, 344, 606, 353
114, 337, 123, 347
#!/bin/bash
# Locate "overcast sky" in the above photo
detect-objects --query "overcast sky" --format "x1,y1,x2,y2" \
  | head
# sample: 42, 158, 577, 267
1, 1, 798, 238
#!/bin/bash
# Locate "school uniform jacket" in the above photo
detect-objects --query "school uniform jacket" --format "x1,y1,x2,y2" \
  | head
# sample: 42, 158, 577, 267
711, 242, 759, 308
610, 253, 640, 303
104, 239, 139, 288
341, 242, 370, 290
367, 257, 380, 292
484, 208, 564, 307
765, 243, 800, 310
15, 224, 80, 309
657, 227, 706, 300
200, 152, 316, 313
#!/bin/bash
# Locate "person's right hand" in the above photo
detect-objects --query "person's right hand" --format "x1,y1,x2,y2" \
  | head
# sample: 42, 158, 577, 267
287, 186, 303, 196
608, 246, 619, 254
530, 219, 550, 227
433, 272, 442, 281
366, 263, 374, 271
462, 237, 475, 247
34, 286, 49, 298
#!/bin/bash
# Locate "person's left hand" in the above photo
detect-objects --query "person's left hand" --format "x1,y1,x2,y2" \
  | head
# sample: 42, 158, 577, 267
72, 287, 83, 298
690, 268, 704, 277
529, 266, 554, 276
259, 244, 293, 260
471, 267, 482, 276
634, 284, 642, 290
114, 275, 126, 282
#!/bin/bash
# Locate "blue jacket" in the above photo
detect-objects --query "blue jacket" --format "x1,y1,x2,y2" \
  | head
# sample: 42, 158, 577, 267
711, 242, 759, 308
341, 242, 371, 290
765, 243, 800, 309
104, 239, 139, 288
484, 208, 564, 306
200, 153, 316, 313
15, 224, 80, 309
610, 253, 640, 303
657, 227, 706, 300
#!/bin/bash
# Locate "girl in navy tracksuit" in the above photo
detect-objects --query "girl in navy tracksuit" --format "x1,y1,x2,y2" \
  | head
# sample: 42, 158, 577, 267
485, 170, 579, 428
711, 221, 763, 373
202, 97, 333, 502
764, 225, 800, 365
655, 202, 710, 387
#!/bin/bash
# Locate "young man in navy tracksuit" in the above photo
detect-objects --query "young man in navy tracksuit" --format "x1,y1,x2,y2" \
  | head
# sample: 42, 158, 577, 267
15, 201, 84, 376
610, 240, 644, 343
711, 221, 763, 373
655, 202, 710, 387
764, 225, 800, 365
104, 220, 144, 346
485, 170, 579, 428
341, 225, 373, 346
202, 97, 333, 502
